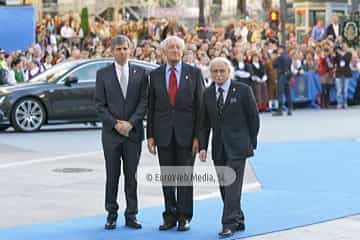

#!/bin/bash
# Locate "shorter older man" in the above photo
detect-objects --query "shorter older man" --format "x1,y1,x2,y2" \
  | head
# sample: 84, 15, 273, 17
199, 57, 259, 238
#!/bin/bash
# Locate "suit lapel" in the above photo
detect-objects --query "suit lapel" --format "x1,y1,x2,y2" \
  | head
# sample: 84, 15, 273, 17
178, 62, 187, 90
208, 84, 217, 117
223, 80, 236, 111
158, 64, 172, 106
126, 63, 137, 101
174, 62, 187, 104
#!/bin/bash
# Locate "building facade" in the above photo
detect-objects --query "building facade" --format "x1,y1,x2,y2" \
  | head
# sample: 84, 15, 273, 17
293, 0, 348, 42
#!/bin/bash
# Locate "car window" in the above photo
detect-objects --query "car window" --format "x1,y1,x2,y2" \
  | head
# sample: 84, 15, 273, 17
30, 61, 78, 83
69, 62, 110, 83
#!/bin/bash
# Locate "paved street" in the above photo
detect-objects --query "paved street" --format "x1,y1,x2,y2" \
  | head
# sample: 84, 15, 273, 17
1, 106, 360, 239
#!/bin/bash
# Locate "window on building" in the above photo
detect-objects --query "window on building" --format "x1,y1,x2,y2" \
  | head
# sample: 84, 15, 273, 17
309, 10, 325, 27
295, 9, 306, 27
159, 0, 177, 7
296, 29, 306, 43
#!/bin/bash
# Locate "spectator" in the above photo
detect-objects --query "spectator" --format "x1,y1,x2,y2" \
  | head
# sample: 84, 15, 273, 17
25, 60, 42, 80
60, 21, 75, 45
8, 58, 25, 85
232, 48, 252, 86
44, 55, 53, 69
0, 48, 9, 85
251, 53, 268, 110
334, 45, 352, 109
326, 16, 340, 41
311, 20, 326, 42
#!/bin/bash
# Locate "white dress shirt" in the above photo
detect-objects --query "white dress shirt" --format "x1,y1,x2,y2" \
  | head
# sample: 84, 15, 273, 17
333, 24, 339, 37
165, 61, 182, 90
115, 61, 129, 98
215, 78, 231, 102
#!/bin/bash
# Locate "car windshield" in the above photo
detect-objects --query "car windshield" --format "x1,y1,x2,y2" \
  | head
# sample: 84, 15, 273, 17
29, 61, 80, 83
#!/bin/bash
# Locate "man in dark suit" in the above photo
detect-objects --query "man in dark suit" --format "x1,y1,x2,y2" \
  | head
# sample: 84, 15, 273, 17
199, 57, 259, 238
147, 36, 204, 231
326, 16, 340, 41
272, 44, 293, 116
94, 35, 148, 230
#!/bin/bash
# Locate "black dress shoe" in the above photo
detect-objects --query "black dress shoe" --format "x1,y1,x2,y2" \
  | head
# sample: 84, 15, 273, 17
218, 228, 233, 238
159, 221, 177, 231
237, 222, 245, 231
177, 219, 190, 231
104, 220, 116, 230
125, 219, 142, 229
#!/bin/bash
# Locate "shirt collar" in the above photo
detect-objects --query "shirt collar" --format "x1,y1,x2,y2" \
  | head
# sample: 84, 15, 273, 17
166, 61, 182, 72
215, 79, 231, 93
114, 61, 129, 71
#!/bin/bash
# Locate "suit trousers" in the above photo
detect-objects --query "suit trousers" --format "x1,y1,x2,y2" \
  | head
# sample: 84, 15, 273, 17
157, 132, 195, 222
214, 145, 246, 230
103, 139, 141, 221
277, 74, 293, 112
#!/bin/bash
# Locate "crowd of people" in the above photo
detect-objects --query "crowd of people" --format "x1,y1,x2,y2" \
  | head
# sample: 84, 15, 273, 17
0, 12, 359, 111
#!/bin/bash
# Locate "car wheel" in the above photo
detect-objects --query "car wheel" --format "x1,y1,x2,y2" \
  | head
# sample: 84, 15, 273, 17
11, 98, 46, 132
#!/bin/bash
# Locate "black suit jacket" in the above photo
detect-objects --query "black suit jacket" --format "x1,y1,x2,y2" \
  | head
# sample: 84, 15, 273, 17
94, 62, 148, 144
147, 62, 204, 147
273, 52, 292, 75
334, 52, 352, 78
199, 80, 259, 161
326, 24, 340, 40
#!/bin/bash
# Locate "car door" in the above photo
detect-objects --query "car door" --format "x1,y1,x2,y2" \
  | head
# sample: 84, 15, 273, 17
49, 61, 111, 120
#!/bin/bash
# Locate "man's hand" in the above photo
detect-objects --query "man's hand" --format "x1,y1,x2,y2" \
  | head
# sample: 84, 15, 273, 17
114, 120, 133, 137
147, 137, 157, 155
199, 150, 207, 162
114, 121, 125, 135
192, 138, 199, 156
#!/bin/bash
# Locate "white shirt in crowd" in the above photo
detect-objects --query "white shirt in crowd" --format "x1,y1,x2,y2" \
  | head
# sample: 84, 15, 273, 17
235, 26, 248, 44
291, 59, 303, 75
332, 24, 339, 38
44, 63, 52, 70
7, 70, 17, 85
60, 26, 75, 39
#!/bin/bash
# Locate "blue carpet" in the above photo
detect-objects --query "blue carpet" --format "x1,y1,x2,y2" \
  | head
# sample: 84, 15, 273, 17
2, 139, 360, 240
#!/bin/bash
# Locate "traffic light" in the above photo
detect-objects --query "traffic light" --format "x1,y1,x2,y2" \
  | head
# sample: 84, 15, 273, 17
269, 10, 279, 31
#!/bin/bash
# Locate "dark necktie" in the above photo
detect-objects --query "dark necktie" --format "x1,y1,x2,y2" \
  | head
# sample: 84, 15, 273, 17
217, 87, 224, 116
168, 66, 178, 106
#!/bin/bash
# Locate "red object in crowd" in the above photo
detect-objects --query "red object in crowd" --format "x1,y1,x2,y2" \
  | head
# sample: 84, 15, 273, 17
257, 103, 267, 111
290, 76, 295, 88
244, 56, 252, 63
296, 9, 305, 15
317, 57, 327, 76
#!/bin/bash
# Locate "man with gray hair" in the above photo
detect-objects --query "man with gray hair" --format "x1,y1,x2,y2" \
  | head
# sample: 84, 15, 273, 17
95, 34, 148, 230
147, 35, 204, 231
199, 57, 259, 238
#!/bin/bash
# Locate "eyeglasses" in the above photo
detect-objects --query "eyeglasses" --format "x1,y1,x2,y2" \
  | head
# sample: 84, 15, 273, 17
211, 69, 227, 73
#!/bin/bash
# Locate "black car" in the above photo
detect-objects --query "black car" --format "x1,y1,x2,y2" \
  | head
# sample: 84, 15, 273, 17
0, 59, 157, 132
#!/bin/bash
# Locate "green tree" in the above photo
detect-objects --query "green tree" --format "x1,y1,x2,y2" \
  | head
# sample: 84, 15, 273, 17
80, 7, 90, 37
